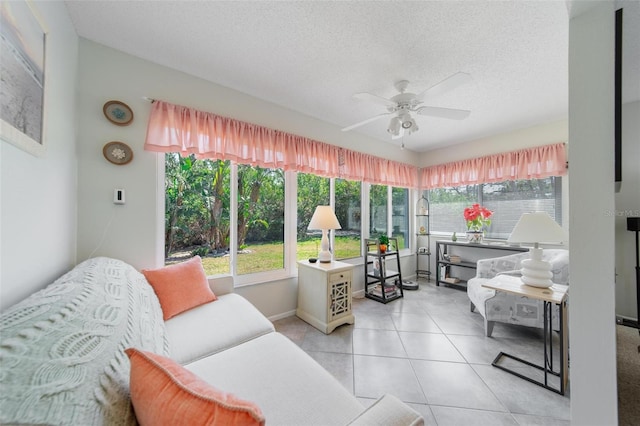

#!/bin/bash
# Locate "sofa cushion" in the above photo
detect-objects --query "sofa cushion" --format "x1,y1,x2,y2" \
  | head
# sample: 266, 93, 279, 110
0, 257, 168, 426
126, 348, 265, 426
142, 256, 216, 320
186, 332, 364, 426
165, 293, 275, 364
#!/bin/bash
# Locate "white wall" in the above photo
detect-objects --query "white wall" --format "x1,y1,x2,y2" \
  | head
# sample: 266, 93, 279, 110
0, 1, 78, 310
418, 119, 568, 167
615, 100, 640, 320
568, 2, 618, 424
75, 39, 417, 317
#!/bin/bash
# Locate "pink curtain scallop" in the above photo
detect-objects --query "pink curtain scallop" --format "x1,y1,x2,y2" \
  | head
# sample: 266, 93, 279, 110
144, 100, 419, 188
419, 142, 567, 189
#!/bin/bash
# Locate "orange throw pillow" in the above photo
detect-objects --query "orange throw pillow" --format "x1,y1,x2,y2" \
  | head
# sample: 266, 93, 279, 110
125, 348, 265, 426
142, 256, 217, 320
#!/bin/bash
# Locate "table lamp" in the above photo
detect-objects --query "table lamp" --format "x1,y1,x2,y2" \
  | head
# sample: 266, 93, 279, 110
308, 206, 342, 263
508, 212, 567, 288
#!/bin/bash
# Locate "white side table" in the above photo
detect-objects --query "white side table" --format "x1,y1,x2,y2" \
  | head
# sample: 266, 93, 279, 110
297, 260, 355, 334
482, 274, 569, 394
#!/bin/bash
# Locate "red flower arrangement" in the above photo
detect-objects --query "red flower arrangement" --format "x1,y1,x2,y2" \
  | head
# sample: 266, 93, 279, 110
463, 204, 493, 232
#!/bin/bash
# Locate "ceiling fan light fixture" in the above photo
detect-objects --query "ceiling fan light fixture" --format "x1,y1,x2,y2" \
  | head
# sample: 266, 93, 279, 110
398, 112, 414, 129
401, 114, 418, 132
387, 116, 401, 136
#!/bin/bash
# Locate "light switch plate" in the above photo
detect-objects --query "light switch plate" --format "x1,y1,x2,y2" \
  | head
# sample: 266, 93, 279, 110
114, 188, 125, 204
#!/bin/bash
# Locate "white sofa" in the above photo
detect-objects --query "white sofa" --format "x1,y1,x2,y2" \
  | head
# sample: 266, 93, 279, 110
467, 249, 569, 337
0, 257, 422, 425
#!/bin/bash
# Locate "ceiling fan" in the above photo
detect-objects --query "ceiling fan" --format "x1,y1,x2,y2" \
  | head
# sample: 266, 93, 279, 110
342, 72, 472, 140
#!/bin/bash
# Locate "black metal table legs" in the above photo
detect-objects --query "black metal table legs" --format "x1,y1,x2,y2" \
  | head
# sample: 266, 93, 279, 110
491, 300, 566, 395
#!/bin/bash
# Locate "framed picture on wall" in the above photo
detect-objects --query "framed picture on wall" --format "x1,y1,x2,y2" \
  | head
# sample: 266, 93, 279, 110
0, 0, 47, 157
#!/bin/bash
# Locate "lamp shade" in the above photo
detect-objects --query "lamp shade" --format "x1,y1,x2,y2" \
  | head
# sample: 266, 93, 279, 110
308, 206, 341, 263
508, 212, 566, 244
308, 206, 341, 230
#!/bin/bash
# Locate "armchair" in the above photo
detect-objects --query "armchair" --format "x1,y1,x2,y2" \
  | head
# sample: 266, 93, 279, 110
467, 249, 569, 337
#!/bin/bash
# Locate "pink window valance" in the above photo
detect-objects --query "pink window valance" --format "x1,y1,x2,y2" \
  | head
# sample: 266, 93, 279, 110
419, 142, 567, 189
144, 100, 418, 188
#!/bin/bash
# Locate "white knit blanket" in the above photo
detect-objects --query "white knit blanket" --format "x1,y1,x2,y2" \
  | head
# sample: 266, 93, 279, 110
0, 257, 169, 425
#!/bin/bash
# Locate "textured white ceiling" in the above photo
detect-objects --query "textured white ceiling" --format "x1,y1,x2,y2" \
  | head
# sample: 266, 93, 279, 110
65, 0, 639, 152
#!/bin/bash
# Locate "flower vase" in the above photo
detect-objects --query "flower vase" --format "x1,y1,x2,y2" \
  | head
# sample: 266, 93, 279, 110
466, 231, 484, 244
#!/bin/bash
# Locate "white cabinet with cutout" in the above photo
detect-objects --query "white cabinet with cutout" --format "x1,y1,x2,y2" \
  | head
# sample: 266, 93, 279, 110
297, 260, 355, 334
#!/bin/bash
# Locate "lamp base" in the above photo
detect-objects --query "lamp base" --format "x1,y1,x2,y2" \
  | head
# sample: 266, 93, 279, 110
520, 275, 554, 288
520, 247, 553, 288
318, 250, 332, 263
317, 229, 332, 263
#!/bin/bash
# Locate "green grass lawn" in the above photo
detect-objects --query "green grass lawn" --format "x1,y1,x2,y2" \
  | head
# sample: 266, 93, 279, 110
171, 237, 362, 276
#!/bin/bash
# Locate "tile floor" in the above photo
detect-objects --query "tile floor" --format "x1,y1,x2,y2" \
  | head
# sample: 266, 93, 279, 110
273, 279, 571, 426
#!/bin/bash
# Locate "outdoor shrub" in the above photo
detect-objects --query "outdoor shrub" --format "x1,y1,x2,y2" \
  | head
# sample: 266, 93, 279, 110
191, 246, 210, 257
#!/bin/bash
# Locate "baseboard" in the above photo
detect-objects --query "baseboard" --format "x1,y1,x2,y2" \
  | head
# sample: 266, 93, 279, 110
353, 289, 366, 299
268, 309, 296, 322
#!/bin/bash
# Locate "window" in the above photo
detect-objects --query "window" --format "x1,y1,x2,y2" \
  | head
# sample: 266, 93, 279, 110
165, 154, 231, 275
369, 184, 387, 238
429, 184, 478, 236
165, 155, 411, 281
370, 185, 410, 250
429, 177, 562, 239
297, 173, 330, 261
481, 178, 561, 239
391, 187, 409, 249
334, 179, 361, 260
236, 165, 285, 275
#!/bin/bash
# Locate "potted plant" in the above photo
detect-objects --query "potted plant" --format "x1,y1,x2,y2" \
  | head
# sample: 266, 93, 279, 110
378, 235, 390, 253
463, 204, 493, 243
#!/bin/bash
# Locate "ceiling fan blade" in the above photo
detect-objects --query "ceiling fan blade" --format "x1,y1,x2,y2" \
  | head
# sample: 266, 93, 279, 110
353, 92, 397, 108
416, 106, 471, 120
416, 72, 472, 101
341, 112, 393, 132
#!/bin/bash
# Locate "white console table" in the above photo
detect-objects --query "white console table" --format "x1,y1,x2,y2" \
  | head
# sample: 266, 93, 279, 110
297, 260, 355, 334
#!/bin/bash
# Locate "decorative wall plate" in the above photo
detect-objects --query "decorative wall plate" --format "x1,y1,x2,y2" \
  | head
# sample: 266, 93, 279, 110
103, 100, 134, 126
103, 141, 133, 165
